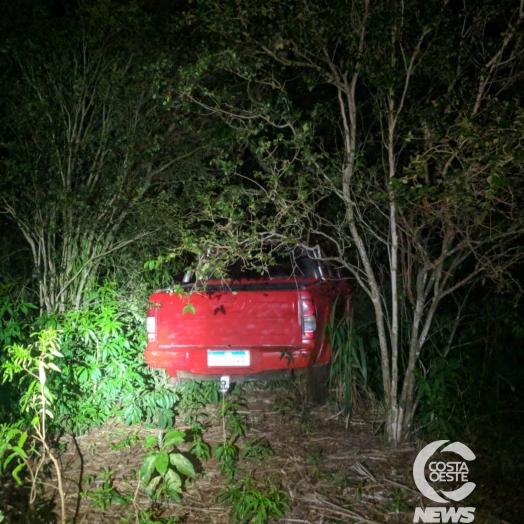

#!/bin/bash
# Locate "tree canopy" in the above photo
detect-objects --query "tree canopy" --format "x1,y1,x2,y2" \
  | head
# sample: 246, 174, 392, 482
167, 0, 524, 442
0, 0, 223, 312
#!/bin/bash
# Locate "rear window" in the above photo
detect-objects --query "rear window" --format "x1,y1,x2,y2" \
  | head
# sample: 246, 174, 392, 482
225, 253, 321, 281
178, 247, 331, 285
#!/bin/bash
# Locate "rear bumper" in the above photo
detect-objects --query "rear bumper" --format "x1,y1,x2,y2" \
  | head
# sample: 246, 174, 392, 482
171, 369, 301, 383
145, 345, 315, 377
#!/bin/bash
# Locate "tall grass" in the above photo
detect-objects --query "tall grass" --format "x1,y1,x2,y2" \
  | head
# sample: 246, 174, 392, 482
326, 302, 370, 416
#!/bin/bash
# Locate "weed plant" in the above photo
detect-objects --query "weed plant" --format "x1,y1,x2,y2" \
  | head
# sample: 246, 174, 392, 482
81, 468, 131, 510
139, 429, 196, 501
213, 391, 290, 523
0, 328, 67, 523
216, 472, 290, 524
0, 289, 38, 422
240, 438, 274, 462
214, 436, 240, 482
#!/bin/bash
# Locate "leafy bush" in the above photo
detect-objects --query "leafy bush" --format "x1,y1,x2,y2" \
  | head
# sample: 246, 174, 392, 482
0, 288, 37, 347
39, 282, 179, 432
414, 357, 465, 438
1, 281, 179, 433
179, 379, 222, 409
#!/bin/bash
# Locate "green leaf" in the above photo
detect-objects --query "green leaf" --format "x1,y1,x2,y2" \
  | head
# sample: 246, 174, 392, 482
163, 430, 185, 448
3, 452, 18, 471
146, 474, 162, 495
12, 463, 25, 485
16, 431, 28, 448
11, 446, 28, 459
47, 362, 61, 372
164, 468, 182, 491
139, 454, 156, 484
155, 450, 169, 475
143, 435, 158, 451
182, 303, 195, 315
169, 453, 196, 476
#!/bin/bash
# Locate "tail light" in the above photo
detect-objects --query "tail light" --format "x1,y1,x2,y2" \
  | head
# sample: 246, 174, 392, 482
146, 311, 156, 341
301, 298, 317, 340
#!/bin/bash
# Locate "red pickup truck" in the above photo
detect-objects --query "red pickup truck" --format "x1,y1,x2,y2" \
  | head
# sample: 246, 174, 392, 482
145, 250, 350, 387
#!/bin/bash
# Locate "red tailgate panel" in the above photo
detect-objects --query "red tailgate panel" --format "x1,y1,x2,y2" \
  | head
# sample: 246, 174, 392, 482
154, 289, 302, 348
145, 276, 350, 378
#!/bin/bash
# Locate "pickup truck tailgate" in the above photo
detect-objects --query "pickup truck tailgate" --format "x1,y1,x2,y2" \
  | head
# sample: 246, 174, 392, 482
152, 288, 303, 348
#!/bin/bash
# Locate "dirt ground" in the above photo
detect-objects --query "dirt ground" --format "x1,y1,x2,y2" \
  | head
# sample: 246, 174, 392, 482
1, 386, 514, 524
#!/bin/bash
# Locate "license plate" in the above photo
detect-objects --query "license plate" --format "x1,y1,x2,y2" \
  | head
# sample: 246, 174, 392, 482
207, 350, 250, 367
